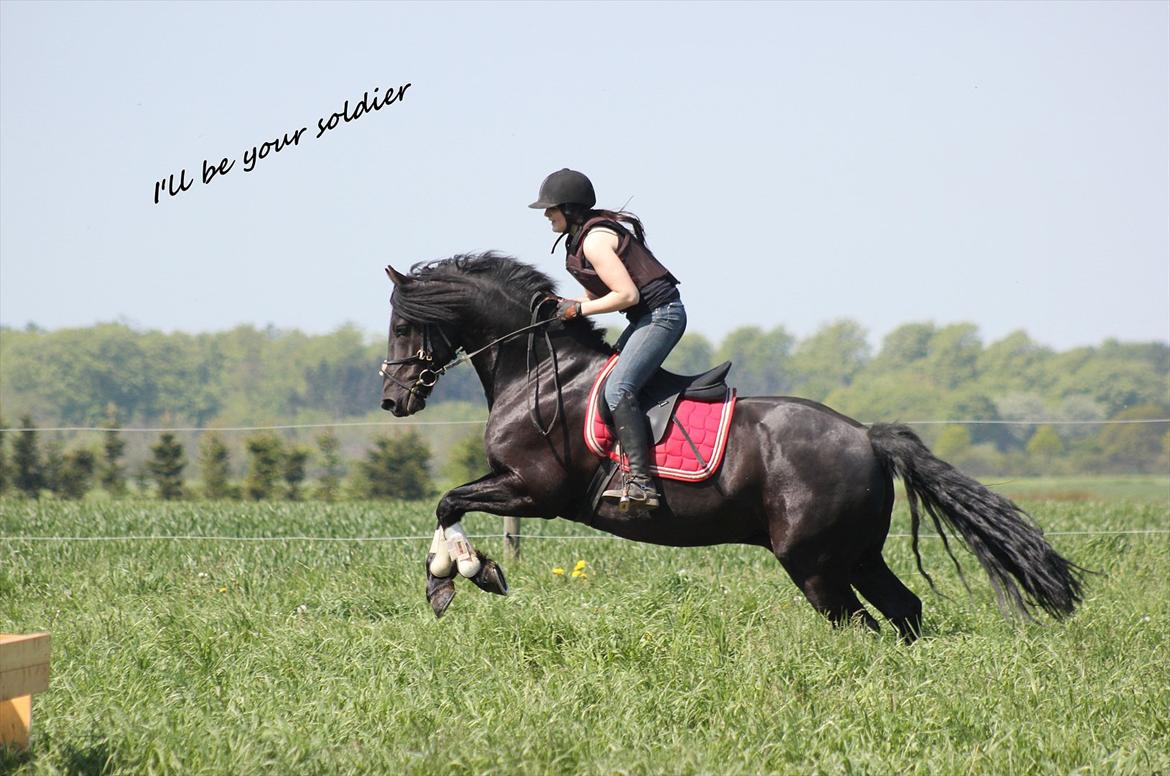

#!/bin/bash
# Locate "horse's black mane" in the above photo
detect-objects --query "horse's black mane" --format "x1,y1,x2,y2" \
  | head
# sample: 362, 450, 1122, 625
391, 251, 608, 346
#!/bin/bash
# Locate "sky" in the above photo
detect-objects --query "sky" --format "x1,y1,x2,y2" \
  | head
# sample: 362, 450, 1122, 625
1, 0, 1167, 352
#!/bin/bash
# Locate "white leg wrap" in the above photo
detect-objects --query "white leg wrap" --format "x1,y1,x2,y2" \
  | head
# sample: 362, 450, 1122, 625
428, 527, 453, 577
445, 523, 482, 578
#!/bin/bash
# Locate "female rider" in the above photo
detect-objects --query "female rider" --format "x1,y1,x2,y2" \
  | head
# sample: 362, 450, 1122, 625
529, 168, 686, 510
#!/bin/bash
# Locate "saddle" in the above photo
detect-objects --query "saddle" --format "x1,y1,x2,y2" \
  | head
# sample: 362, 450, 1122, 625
596, 361, 733, 444
585, 355, 738, 483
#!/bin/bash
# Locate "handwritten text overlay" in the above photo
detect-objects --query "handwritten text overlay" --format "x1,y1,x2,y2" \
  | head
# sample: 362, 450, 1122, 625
153, 81, 412, 204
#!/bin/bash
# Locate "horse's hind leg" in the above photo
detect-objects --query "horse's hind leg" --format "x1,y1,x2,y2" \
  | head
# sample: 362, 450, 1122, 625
781, 562, 880, 633
852, 552, 923, 643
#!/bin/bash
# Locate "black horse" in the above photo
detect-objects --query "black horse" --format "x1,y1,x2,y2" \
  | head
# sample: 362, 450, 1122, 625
380, 253, 1083, 641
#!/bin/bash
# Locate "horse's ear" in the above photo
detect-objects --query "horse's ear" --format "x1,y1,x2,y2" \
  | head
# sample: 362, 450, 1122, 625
385, 265, 411, 286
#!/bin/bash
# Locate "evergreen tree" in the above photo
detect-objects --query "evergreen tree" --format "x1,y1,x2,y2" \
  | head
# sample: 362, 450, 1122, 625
243, 432, 284, 500
148, 432, 186, 500
56, 448, 97, 500
282, 445, 310, 500
358, 431, 434, 500
99, 403, 127, 496
42, 440, 66, 496
199, 432, 235, 499
13, 415, 44, 498
132, 464, 151, 495
315, 430, 345, 502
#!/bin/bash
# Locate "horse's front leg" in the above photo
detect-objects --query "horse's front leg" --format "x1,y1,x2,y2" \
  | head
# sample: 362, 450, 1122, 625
425, 470, 545, 618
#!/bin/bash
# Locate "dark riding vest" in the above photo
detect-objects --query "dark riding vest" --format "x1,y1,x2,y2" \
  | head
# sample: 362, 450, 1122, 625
565, 217, 680, 319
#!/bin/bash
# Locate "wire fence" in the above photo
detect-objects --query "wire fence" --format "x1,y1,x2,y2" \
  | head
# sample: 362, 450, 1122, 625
6, 418, 1170, 433
1, 528, 1165, 543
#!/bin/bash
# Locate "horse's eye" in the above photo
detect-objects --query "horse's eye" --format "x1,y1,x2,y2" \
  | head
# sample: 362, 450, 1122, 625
395, 326, 409, 337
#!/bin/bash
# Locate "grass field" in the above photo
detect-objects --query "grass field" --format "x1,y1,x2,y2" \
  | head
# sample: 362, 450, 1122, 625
1, 480, 1167, 774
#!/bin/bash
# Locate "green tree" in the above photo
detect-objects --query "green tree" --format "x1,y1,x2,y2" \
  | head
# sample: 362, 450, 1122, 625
358, 431, 434, 500
55, 448, 97, 500
314, 430, 345, 502
244, 432, 285, 500
976, 330, 1053, 394
933, 425, 972, 459
445, 433, 489, 485
944, 390, 1009, 449
148, 432, 186, 500
283, 445, 310, 500
824, 373, 946, 425
869, 322, 935, 373
663, 332, 716, 375
716, 326, 794, 396
99, 403, 127, 496
12, 415, 44, 498
42, 440, 66, 497
995, 392, 1049, 448
1026, 425, 1064, 472
1095, 404, 1168, 473
199, 432, 235, 499
923, 324, 981, 389
789, 320, 871, 400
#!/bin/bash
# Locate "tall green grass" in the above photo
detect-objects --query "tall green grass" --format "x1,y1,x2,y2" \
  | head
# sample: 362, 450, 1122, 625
1, 491, 1167, 774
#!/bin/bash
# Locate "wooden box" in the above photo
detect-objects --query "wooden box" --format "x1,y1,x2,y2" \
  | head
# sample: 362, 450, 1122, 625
1, 632, 51, 749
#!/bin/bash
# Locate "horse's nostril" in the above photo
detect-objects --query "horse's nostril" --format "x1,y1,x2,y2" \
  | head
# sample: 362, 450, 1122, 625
381, 399, 397, 412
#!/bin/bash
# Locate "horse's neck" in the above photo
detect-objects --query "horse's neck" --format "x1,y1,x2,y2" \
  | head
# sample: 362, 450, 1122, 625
465, 324, 609, 409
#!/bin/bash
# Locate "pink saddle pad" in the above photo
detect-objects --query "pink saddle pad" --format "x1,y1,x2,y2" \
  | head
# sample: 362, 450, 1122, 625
584, 355, 737, 483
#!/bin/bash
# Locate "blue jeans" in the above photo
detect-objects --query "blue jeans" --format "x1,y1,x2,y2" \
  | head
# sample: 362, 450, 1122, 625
604, 301, 687, 411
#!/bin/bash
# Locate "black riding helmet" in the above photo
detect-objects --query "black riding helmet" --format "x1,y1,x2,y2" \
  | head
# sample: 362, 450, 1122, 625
528, 168, 596, 209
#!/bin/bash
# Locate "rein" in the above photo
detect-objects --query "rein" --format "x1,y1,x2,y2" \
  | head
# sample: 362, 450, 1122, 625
381, 293, 565, 436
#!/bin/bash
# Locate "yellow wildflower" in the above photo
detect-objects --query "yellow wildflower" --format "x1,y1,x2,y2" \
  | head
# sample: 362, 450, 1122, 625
574, 559, 588, 571
552, 567, 565, 577
571, 569, 587, 579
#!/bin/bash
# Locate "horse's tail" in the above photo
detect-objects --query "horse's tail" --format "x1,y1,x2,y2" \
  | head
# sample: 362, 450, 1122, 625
867, 422, 1084, 620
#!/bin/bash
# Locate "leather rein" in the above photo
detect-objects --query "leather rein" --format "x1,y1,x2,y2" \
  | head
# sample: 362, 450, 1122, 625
380, 293, 565, 436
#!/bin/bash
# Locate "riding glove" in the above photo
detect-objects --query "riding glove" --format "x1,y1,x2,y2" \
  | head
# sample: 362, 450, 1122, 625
555, 298, 583, 321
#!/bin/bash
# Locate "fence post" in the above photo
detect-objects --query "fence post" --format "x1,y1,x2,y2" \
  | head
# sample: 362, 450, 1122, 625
504, 516, 521, 560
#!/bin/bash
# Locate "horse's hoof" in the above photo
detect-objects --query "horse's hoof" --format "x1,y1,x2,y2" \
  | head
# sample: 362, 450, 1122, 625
429, 581, 455, 618
470, 552, 509, 596
426, 556, 457, 618
427, 574, 456, 618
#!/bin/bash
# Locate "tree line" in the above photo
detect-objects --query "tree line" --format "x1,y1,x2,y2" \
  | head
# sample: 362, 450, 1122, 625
0, 411, 489, 501
1, 320, 1167, 479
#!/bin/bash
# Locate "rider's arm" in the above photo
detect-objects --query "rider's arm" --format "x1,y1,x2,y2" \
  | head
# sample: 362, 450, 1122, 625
577, 230, 639, 315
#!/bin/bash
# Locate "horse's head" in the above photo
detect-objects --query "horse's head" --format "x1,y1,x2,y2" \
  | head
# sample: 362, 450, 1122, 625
380, 265, 459, 416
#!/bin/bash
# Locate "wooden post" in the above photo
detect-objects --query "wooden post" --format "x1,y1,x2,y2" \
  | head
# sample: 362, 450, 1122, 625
504, 516, 521, 560
0, 632, 51, 750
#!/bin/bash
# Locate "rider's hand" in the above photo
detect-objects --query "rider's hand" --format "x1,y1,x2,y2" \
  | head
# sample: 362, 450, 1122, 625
555, 298, 583, 321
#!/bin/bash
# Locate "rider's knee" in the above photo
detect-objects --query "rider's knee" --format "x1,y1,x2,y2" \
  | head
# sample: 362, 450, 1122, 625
604, 383, 636, 412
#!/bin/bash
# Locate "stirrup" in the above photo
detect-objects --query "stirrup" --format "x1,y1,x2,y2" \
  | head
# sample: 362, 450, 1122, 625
602, 476, 660, 511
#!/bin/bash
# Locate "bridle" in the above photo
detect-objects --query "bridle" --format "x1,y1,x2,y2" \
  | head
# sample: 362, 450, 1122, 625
380, 293, 565, 435
379, 322, 455, 399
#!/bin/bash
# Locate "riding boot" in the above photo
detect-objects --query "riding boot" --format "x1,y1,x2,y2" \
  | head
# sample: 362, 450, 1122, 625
602, 393, 660, 510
